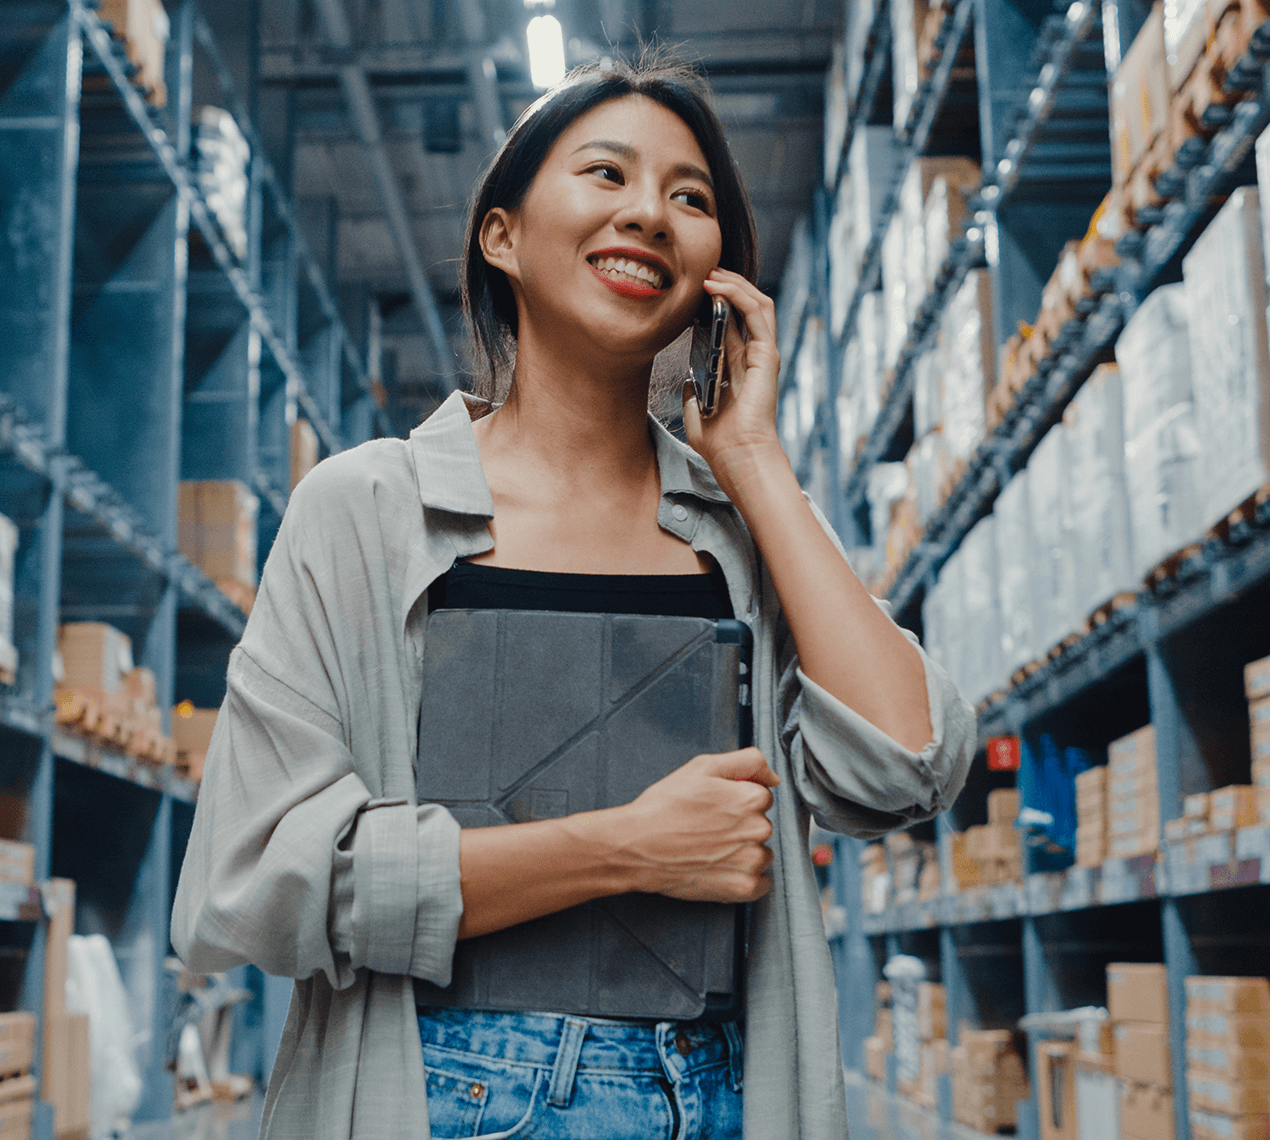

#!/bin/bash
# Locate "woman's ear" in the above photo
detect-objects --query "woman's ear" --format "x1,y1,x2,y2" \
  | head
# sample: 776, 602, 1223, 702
479, 208, 520, 280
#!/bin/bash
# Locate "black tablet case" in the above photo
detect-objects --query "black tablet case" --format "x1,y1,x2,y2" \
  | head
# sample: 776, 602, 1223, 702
413, 609, 751, 1020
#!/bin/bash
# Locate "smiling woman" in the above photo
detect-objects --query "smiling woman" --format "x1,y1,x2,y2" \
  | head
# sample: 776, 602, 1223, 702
171, 52, 976, 1140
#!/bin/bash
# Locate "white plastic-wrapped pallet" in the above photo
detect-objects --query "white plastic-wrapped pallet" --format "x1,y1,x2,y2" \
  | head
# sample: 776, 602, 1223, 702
1182, 186, 1270, 529
194, 107, 250, 262
940, 270, 994, 463
884, 954, 927, 1089
959, 514, 1002, 702
1062, 363, 1136, 617
910, 431, 949, 525
994, 470, 1037, 676
868, 462, 910, 565
0, 513, 18, 681
922, 571, 947, 674
828, 177, 858, 339
937, 545, 966, 698
1027, 425, 1079, 654
900, 163, 930, 323
824, 41, 849, 190
846, 0, 877, 96
912, 349, 943, 439
1116, 283, 1203, 580
881, 213, 909, 371
891, 0, 927, 131
794, 316, 826, 451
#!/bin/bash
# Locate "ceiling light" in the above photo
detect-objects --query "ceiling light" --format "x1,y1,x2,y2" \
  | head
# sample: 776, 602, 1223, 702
527, 14, 566, 90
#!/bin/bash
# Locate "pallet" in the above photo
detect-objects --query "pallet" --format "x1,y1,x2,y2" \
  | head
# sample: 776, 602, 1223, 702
1145, 543, 1204, 588
1082, 591, 1138, 634
1207, 481, 1270, 542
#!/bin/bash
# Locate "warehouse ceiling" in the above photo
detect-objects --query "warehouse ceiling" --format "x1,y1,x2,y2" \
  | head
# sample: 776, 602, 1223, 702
232, 0, 838, 427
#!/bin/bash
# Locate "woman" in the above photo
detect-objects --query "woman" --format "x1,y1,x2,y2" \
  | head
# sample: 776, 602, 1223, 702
172, 56, 974, 1140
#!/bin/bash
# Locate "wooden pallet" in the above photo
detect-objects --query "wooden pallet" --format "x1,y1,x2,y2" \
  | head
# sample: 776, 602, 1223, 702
1082, 591, 1138, 634
1207, 481, 1270, 542
1145, 543, 1204, 588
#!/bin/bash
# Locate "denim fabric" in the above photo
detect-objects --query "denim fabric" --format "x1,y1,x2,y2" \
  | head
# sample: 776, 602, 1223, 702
418, 1008, 744, 1139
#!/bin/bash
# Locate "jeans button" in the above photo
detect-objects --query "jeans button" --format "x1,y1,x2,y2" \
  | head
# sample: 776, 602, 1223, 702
675, 1031, 693, 1057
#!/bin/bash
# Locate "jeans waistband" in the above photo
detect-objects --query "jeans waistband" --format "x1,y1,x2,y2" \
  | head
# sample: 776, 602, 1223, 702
417, 1008, 744, 1105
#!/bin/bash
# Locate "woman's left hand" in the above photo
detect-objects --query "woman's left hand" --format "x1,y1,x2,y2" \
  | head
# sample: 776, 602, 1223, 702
681, 268, 786, 498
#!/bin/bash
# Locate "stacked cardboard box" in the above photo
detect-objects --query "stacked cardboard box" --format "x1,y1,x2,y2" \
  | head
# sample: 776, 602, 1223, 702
865, 982, 894, 1082
951, 1029, 1030, 1131
995, 471, 1038, 678
891, 0, 930, 130
0, 1012, 36, 1140
886, 831, 938, 906
960, 790, 1024, 886
1186, 976, 1270, 1140
1249, 658, 1270, 820
0, 841, 34, 888
1108, 726, 1161, 859
907, 983, 950, 1107
0, 513, 17, 686
54, 624, 175, 765
1110, 3, 1169, 190
1029, 425, 1080, 655
178, 480, 259, 612
1108, 963, 1175, 1140
1076, 767, 1110, 867
41, 879, 90, 1140
861, 843, 890, 914
1075, 1024, 1120, 1140
290, 418, 320, 491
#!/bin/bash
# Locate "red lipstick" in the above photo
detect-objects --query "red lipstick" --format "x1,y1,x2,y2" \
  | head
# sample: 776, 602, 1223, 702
589, 263, 664, 298
586, 246, 673, 300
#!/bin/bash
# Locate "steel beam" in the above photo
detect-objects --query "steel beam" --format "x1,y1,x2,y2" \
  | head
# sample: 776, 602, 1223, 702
456, 0, 506, 153
308, 0, 457, 387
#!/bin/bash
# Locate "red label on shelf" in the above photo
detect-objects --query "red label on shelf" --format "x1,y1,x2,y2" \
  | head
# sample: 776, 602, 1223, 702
986, 735, 1021, 771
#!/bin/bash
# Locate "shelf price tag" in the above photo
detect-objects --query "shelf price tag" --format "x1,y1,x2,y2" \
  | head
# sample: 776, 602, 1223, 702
986, 735, 1021, 771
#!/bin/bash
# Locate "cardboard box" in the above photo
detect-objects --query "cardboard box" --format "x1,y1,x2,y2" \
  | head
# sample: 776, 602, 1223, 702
1208, 787, 1259, 831
57, 622, 133, 693
1110, 825, 1161, 859
1247, 657, 1270, 701
1252, 696, 1270, 742
1188, 1013, 1270, 1049
98, 0, 170, 105
0, 842, 32, 887
171, 704, 218, 781
1120, 1080, 1176, 1140
1115, 1022, 1173, 1088
865, 1035, 888, 1081
1185, 792, 1211, 821
1108, 963, 1170, 1024
1078, 766, 1109, 801
1040, 1041, 1078, 1140
1188, 1069, 1270, 1114
918, 983, 946, 1041
1187, 1040, 1270, 1081
1191, 1108, 1270, 1140
179, 480, 259, 590
290, 417, 319, 491
1110, 2, 1169, 185
1187, 977, 1270, 1017
988, 788, 1021, 825
966, 824, 1020, 863
0, 1014, 34, 1077
0, 1093, 33, 1138
41, 1013, 90, 1140
1110, 725, 1158, 770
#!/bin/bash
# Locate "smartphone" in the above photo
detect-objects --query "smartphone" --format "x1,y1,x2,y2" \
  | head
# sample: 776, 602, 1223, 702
689, 295, 730, 418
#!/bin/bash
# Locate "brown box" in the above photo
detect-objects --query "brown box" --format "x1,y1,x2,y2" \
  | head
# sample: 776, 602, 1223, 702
172, 704, 218, 781
1210, 787, 1259, 832
1188, 1069, 1270, 1114
1110, 3, 1169, 185
1110, 824, 1161, 859
865, 1036, 888, 1081
1260, 785, 1270, 823
1185, 792, 1211, 821
1251, 695, 1270, 742
1188, 1013, 1270, 1050
179, 480, 259, 590
0, 842, 33, 887
42, 879, 74, 1023
1108, 963, 1170, 1024
98, 0, 169, 105
919, 983, 947, 1041
877, 1007, 895, 1052
1121, 1080, 1176, 1140
290, 417, 319, 491
1039, 1041, 1078, 1140
0, 1014, 34, 1078
0, 1093, 33, 1138
1187, 977, 1270, 1017
1077, 766, 1109, 801
1247, 656, 1270, 701
988, 788, 1021, 826
58, 622, 132, 693
965, 824, 1020, 863
42, 1013, 90, 1140
1115, 1022, 1173, 1088
1187, 1040, 1270, 1081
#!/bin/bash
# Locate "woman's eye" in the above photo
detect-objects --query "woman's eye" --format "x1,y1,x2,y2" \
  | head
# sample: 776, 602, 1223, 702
673, 188, 713, 212
590, 164, 623, 184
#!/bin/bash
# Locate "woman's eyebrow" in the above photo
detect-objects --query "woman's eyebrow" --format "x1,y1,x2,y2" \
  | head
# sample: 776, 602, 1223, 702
571, 139, 714, 190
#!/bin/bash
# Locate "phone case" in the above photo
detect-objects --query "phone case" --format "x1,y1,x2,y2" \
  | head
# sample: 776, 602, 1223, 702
689, 299, 729, 416
413, 609, 752, 1020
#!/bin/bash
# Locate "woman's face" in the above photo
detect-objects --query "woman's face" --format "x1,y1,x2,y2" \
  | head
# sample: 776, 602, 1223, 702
482, 94, 725, 364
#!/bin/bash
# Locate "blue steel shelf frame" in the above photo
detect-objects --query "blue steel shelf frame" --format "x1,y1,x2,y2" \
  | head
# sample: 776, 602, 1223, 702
794, 5, 1270, 1140
0, 0, 381, 1123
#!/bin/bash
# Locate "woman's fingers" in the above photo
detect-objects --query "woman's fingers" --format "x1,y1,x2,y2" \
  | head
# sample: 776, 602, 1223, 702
704, 268, 777, 344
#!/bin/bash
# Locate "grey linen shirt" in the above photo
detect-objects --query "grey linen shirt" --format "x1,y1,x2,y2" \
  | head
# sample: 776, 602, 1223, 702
172, 389, 975, 1140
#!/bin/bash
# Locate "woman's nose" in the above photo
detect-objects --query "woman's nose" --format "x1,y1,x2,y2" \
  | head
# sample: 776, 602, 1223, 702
614, 184, 669, 237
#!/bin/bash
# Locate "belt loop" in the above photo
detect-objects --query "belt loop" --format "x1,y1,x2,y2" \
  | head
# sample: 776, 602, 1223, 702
722, 1021, 744, 1093
548, 1017, 588, 1108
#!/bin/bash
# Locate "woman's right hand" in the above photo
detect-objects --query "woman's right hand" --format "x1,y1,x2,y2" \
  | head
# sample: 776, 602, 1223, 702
611, 748, 780, 903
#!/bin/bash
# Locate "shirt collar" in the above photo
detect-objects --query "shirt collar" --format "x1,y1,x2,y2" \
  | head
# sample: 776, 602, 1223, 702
408, 388, 733, 517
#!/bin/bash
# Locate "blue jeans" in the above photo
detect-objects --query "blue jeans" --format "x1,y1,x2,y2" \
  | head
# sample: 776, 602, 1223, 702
417, 1008, 744, 1139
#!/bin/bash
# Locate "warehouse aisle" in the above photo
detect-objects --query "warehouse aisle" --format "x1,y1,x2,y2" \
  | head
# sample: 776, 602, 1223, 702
129, 1094, 263, 1140
845, 1070, 998, 1140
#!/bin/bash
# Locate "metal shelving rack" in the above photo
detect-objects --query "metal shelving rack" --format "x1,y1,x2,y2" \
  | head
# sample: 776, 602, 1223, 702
1, 0, 384, 1123
794, 3, 1270, 1139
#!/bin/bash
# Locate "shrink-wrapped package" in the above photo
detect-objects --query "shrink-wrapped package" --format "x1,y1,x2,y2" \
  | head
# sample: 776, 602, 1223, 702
777, 218, 813, 367
994, 470, 1037, 675
882, 213, 909, 372
892, 0, 930, 130
922, 566, 947, 674
901, 159, 981, 317
1062, 364, 1135, 616
846, 0, 878, 97
792, 317, 825, 453
1182, 187, 1270, 528
1027, 426, 1079, 653
940, 270, 995, 463
849, 127, 901, 256
829, 176, 858, 338
913, 349, 943, 439
959, 514, 1002, 702
923, 163, 980, 288
910, 432, 950, 525
1116, 283, 1203, 579
936, 546, 966, 697
824, 42, 848, 190
868, 462, 910, 562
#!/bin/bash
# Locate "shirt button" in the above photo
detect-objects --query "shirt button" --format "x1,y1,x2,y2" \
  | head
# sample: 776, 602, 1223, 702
469, 1082, 484, 1099
671, 505, 688, 521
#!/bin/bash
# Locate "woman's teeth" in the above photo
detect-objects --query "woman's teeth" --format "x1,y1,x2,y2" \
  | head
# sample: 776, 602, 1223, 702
591, 256, 666, 289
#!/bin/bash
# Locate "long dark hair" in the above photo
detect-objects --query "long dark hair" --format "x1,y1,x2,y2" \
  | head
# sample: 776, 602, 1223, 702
461, 52, 760, 400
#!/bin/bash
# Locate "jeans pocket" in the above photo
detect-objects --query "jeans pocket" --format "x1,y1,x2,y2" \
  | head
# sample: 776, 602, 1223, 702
423, 1049, 544, 1140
